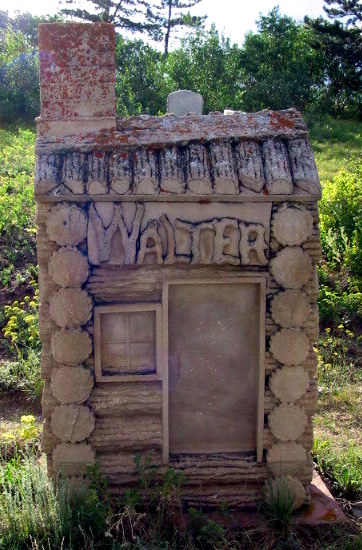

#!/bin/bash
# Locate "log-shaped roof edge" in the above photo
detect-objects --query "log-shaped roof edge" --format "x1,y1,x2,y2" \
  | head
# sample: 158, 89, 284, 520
35, 109, 308, 154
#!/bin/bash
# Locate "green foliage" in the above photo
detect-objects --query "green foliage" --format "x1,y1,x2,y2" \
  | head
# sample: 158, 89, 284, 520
305, 0, 362, 117
116, 36, 168, 116
0, 349, 42, 400
0, 25, 39, 121
0, 415, 41, 461
318, 272, 362, 326
320, 155, 362, 276
0, 456, 110, 549
313, 439, 362, 498
317, 151, 362, 326
316, 325, 361, 392
4, 288, 40, 356
0, 282, 42, 400
188, 507, 228, 549
240, 8, 324, 112
263, 477, 294, 532
0, 126, 36, 286
60, 0, 156, 35
166, 25, 243, 113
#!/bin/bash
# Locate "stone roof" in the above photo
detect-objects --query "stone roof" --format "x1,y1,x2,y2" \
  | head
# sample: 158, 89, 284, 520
35, 110, 320, 198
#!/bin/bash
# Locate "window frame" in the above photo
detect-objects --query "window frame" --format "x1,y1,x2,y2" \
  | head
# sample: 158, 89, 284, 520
94, 303, 163, 383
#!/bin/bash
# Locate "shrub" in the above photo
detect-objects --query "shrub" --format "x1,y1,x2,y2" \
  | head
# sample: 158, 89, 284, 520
3, 288, 40, 357
0, 456, 110, 549
0, 126, 36, 286
320, 155, 362, 277
0, 415, 41, 461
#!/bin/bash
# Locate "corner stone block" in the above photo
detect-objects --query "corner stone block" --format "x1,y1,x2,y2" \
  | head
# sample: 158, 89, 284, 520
269, 328, 309, 366
49, 288, 92, 328
51, 329, 92, 365
46, 204, 88, 246
51, 365, 94, 404
53, 442, 95, 476
272, 205, 313, 246
268, 404, 308, 441
269, 366, 310, 403
48, 248, 90, 288
271, 290, 310, 327
267, 442, 307, 475
270, 247, 312, 289
51, 405, 95, 443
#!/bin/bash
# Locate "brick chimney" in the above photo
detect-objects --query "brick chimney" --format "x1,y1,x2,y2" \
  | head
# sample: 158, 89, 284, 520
37, 23, 116, 137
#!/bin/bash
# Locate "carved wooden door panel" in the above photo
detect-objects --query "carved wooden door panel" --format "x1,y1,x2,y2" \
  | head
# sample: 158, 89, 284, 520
166, 280, 264, 455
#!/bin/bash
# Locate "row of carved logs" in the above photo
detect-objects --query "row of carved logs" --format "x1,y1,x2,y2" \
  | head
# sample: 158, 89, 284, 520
265, 203, 319, 509
40, 202, 97, 478
35, 138, 320, 196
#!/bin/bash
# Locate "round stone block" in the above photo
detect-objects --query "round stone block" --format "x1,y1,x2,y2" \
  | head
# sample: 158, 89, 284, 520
267, 442, 307, 475
269, 328, 309, 366
48, 247, 89, 288
46, 204, 87, 246
51, 405, 95, 443
51, 366, 94, 404
269, 404, 308, 441
53, 442, 95, 476
264, 476, 306, 510
270, 247, 312, 289
269, 366, 309, 403
49, 288, 93, 328
271, 290, 309, 328
51, 329, 92, 365
272, 206, 313, 246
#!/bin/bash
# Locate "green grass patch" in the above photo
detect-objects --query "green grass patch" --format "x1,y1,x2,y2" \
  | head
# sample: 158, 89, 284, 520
310, 117, 362, 183
314, 326, 362, 500
0, 126, 36, 287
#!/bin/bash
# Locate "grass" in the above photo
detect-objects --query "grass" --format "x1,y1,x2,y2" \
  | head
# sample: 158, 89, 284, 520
313, 326, 362, 500
310, 117, 362, 183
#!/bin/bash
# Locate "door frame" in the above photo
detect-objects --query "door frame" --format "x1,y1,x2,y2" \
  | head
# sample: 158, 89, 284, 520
162, 275, 266, 463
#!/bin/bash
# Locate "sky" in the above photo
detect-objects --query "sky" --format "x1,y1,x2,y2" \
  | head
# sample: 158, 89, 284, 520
1, 0, 326, 45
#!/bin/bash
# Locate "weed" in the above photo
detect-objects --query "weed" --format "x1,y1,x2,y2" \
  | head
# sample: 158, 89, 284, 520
0, 456, 110, 549
0, 349, 43, 399
263, 477, 294, 532
188, 507, 228, 549
0, 414, 41, 461
3, 286, 40, 357
313, 439, 362, 499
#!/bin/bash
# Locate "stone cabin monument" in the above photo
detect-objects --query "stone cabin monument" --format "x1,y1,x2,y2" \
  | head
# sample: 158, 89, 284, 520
36, 23, 321, 509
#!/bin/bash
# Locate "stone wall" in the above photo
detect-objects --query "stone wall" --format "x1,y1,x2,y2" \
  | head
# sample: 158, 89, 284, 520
36, 23, 321, 509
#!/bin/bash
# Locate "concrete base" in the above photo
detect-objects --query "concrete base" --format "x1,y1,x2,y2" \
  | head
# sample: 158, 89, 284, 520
298, 470, 348, 524
205, 470, 347, 529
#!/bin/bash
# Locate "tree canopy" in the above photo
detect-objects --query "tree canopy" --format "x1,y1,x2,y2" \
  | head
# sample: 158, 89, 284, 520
146, 0, 206, 55
305, 0, 362, 116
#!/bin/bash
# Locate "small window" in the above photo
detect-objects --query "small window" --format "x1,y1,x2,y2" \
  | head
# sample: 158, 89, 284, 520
94, 304, 162, 382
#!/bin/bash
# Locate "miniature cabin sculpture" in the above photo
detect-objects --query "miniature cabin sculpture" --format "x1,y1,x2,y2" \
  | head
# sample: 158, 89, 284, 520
36, 23, 321, 508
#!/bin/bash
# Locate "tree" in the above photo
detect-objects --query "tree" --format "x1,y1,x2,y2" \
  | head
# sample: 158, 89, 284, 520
0, 24, 39, 121
115, 36, 168, 115
147, 0, 206, 56
322, 0, 362, 24
240, 8, 324, 112
60, 0, 155, 35
305, 0, 362, 116
165, 25, 243, 112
